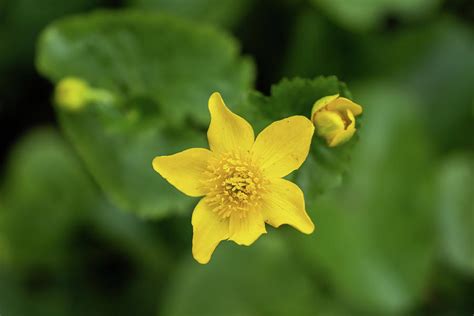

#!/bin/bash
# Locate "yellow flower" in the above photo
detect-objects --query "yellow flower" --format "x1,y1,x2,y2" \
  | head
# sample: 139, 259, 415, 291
54, 77, 90, 111
153, 92, 315, 264
311, 94, 363, 147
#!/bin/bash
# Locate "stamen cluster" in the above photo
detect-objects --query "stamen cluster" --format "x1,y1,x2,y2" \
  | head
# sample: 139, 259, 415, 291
205, 152, 266, 219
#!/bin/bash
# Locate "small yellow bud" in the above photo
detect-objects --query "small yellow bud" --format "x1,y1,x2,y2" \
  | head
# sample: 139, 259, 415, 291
54, 77, 90, 111
311, 94, 363, 147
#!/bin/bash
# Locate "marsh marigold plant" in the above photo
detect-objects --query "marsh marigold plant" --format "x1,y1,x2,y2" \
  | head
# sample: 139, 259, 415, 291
152, 92, 315, 264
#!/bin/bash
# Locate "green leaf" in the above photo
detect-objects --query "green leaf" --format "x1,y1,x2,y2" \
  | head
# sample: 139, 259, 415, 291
37, 10, 254, 125
241, 76, 350, 129
239, 76, 359, 194
0, 128, 175, 316
160, 235, 320, 316
58, 104, 206, 218
0, 127, 97, 269
436, 154, 474, 275
311, 0, 440, 32
36, 10, 255, 218
396, 19, 474, 152
0, 208, 8, 265
295, 84, 436, 313
0, 0, 101, 72
126, 0, 253, 29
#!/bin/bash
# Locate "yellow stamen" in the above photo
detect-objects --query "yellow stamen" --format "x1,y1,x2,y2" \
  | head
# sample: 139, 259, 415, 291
204, 152, 267, 219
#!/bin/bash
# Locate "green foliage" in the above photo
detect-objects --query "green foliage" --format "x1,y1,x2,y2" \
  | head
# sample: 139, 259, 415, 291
0, 128, 97, 269
161, 235, 321, 316
241, 77, 351, 129
0, 128, 174, 316
127, 0, 253, 29
436, 154, 474, 275
0, 0, 101, 71
239, 76, 360, 194
0, 208, 8, 264
396, 18, 474, 152
295, 85, 436, 313
311, 0, 440, 32
284, 13, 473, 152
37, 10, 254, 125
36, 10, 254, 218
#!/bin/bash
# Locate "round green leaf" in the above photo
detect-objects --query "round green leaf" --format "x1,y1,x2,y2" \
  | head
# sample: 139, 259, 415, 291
37, 10, 254, 125
36, 10, 255, 218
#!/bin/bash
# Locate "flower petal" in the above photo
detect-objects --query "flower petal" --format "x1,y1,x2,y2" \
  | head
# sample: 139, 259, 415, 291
152, 148, 213, 197
229, 210, 266, 245
207, 92, 254, 154
329, 109, 356, 147
261, 178, 314, 234
327, 97, 363, 116
252, 116, 314, 178
192, 198, 229, 264
314, 110, 345, 143
311, 93, 339, 118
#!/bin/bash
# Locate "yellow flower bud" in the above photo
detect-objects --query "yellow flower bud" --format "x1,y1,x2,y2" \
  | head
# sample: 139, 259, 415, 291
311, 94, 363, 147
54, 77, 90, 111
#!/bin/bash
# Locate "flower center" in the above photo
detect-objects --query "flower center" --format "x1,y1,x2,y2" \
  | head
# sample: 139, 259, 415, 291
204, 152, 266, 219
338, 111, 353, 130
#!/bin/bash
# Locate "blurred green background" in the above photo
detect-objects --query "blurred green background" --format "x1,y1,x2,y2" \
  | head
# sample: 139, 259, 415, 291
0, 0, 473, 315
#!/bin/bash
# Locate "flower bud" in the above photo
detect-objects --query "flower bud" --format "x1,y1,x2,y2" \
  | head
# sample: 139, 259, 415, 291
54, 77, 90, 111
311, 94, 363, 147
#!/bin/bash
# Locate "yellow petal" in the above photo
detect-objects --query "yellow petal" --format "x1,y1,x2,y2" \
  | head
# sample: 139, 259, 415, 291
327, 97, 363, 116
329, 109, 356, 147
229, 210, 266, 246
207, 92, 255, 154
261, 178, 314, 234
192, 198, 229, 264
152, 148, 213, 197
314, 110, 345, 144
311, 94, 339, 119
251, 116, 315, 178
